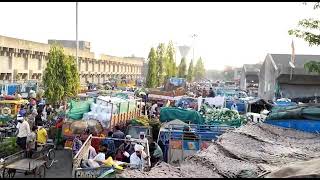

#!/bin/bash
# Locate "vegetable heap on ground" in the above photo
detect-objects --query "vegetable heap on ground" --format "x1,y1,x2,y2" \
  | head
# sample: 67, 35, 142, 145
0, 137, 19, 158
201, 104, 246, 127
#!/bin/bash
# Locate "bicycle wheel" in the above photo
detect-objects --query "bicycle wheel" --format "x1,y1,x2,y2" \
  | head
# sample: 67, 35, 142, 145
35, 165, 46, 178
2, 168, 16, 178
45, 149, 56, 169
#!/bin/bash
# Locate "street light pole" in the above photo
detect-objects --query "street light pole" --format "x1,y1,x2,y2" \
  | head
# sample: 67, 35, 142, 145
191, 34, 197, 61
76, 2, 79, 69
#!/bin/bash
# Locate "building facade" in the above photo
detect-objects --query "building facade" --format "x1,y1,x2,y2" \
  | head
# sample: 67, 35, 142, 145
239, 64, 261, 97
0, 35, 144, 85
259, 54, 320, 101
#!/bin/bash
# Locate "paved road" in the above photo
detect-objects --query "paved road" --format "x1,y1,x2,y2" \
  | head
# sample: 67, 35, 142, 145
14, 149, 72, 178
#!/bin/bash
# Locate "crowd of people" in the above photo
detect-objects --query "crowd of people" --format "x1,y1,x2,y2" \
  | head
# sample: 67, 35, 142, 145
75, 125, 164, 170
14, 97, 65, 159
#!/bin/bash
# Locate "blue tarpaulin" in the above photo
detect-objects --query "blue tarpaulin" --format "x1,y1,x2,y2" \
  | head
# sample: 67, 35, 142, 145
265, 119, 320, 133
169, 78, 186, 86
274, 101, 297, 107
225, 100, 246, 113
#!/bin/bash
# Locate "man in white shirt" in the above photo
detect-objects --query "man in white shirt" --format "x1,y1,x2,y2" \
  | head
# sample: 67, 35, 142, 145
150, 103, 158, 117
16, 116, 31, 150
130, 144, 146, 169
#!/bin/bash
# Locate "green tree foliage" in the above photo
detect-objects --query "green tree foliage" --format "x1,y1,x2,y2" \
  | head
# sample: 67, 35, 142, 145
43, 45, 80, 105
156, 43, 166, 87
304, 61, 320, 73
194, 57, 206, 81
146, 48, 157, 88
166, 41, 176, 79
178, 57, 187, 78
289, 2, 320, 73
187, 59, 194, 82
146, 41, 179, 87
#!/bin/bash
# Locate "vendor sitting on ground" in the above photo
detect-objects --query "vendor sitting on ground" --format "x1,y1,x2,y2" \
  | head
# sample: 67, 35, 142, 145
101, 131, 116, 158
114, 148, 125, 162
117, 135, 135, 163
100, 142, 115, 159
149, 141, 163, 167
130, 144, 148, 169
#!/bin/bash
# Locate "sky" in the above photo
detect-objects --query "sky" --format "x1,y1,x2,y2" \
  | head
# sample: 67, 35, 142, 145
0, 2, 320, 70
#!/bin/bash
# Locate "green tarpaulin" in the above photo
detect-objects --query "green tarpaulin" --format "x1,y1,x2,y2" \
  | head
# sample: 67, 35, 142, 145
67, 99, 93, 120
159, 107, 204, 124
267, 105, 320, 120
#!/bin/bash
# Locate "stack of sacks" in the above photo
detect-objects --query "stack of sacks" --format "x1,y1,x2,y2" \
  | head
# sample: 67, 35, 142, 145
96, 96, 119, 114
96, 104, 112, 128
83, 102, 113, 128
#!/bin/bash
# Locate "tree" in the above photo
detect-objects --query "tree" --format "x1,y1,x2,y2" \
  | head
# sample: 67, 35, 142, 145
166, 41, 176, 78
289, 2, 320, 73
178, 57, 187, 78
146, 48, 157, 88
156, 43, 166, 87
43, 45, 80, 105
187, 59, 194, 82
194, 57, 206, 81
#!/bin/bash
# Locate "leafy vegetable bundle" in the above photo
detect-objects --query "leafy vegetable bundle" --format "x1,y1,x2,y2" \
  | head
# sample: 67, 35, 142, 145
200, 104, 246, 127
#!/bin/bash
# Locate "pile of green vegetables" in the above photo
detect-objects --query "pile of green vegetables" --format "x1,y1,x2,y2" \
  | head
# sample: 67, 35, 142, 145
130, 116, 150, 126
0, 137, 20, 158
200, 104, 247, 127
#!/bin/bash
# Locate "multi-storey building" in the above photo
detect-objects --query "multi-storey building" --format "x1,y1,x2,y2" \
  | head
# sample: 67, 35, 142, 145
0, 35, 144, 85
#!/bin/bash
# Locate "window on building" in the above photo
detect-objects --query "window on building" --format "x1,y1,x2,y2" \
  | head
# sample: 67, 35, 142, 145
38, 59, 41, 70
86, 61, 89, 71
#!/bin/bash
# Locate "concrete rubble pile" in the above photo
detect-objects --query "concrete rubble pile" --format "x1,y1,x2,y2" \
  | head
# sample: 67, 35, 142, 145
120, 123, 320, 178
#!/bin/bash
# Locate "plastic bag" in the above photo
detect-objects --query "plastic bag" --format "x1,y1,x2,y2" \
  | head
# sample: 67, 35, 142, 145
88, 159, 100, 168
94, 153, 105, 162
103, 157, 124, 170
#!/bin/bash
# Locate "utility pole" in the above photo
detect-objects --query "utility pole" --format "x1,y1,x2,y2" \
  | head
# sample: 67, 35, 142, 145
191, 34, 197, 62
76, 2, 79, 69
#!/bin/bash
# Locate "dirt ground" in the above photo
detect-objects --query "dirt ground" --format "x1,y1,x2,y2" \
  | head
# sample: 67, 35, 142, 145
14, 149, 72, 178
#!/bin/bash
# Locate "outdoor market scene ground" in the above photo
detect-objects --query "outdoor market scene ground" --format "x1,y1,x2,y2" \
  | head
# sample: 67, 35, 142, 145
2, 2, 320, 179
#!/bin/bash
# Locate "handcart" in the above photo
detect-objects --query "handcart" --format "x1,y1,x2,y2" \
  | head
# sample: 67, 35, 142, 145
1, 140, 56, 178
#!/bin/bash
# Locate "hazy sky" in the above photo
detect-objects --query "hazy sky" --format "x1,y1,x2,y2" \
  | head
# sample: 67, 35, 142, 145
0, 2, 320, 70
